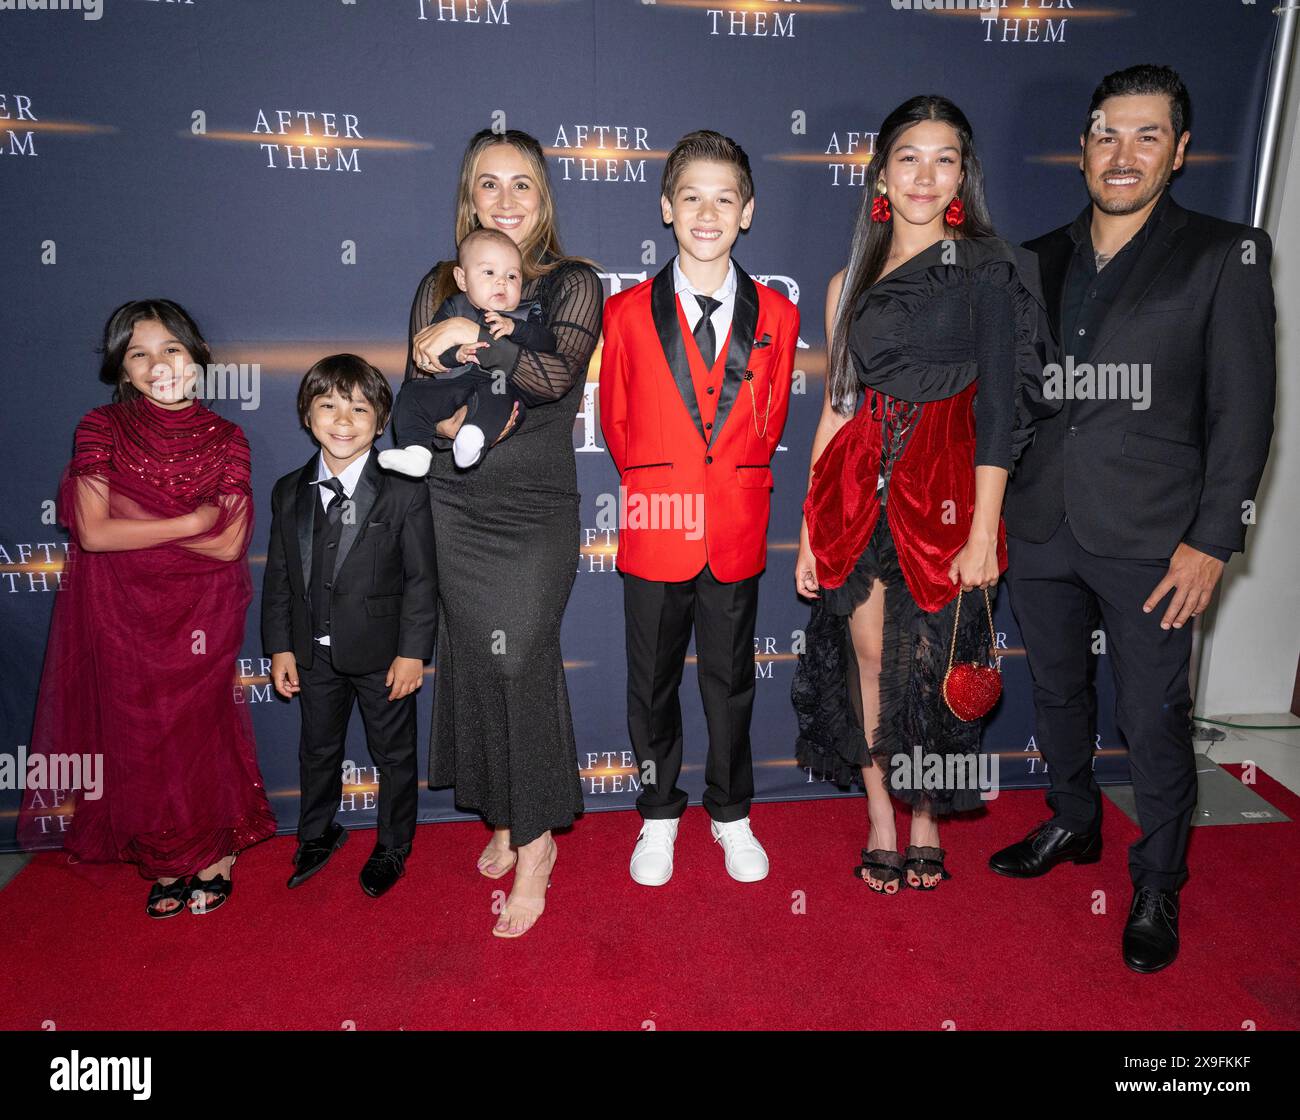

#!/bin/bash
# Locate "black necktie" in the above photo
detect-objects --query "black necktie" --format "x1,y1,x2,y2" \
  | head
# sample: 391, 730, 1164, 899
320, 476, 347, 523
693, 294, 721, 363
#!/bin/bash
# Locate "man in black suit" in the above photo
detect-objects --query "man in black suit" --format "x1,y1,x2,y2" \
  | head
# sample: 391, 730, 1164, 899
263, 355, 438, 897
991, 65, 1276, 972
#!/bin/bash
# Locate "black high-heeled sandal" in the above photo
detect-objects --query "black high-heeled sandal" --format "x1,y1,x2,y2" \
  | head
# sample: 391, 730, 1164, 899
903, 845, 952, 890
853, 849, 904, 894
187, 855, 236, 915
145, 878, 190, 919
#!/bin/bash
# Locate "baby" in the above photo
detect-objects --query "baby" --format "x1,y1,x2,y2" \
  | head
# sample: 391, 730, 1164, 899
381, 228, 556, 474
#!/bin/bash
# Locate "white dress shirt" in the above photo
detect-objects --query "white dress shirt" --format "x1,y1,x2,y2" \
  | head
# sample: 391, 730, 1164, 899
311, 449, 369, 644
313, 449, 369, 511
673, 256, 736, 364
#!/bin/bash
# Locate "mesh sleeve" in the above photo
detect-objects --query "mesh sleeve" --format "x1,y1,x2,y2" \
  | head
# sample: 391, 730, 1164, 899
508, 262, 603, 402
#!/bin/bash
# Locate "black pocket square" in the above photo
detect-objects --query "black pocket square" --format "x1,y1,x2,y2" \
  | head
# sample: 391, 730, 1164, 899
753, 333, 771, 349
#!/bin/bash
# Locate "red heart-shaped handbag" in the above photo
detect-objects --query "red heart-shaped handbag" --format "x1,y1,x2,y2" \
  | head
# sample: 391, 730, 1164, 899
941, 588, 1003, 722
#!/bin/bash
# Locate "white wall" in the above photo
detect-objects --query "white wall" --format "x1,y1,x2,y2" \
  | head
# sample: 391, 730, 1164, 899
1198, 55, 1300, 717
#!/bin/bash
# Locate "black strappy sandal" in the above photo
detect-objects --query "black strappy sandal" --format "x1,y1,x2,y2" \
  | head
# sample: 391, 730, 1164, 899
187, 855, 236, 915
145, 878, 190, 919
903, 845, 952, 890
853, 849, 905, 894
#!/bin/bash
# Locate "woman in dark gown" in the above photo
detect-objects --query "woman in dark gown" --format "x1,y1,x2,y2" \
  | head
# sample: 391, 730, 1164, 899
405, 129, 603, 938
20, 300, 277, 917
792, 97, 1056, 893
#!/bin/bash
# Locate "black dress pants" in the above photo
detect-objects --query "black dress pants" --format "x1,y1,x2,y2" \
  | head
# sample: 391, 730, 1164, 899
393, 370, 524, 453
1008, 520, 1196, 891
624, 564, 759, 823
297, 642, 419, 852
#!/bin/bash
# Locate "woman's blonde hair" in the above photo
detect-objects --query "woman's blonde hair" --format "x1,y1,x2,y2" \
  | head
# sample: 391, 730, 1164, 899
434, 128, 593, 305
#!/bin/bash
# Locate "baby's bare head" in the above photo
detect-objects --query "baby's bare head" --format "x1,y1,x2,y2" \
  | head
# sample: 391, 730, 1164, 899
454, 228, 524, 314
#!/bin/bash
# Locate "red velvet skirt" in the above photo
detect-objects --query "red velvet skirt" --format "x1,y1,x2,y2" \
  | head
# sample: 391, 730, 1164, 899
804, 383, 1006, 614
794, 386, 1003, 813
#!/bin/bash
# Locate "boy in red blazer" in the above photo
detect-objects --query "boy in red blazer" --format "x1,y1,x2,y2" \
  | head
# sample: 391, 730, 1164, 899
599, 130, 798, 886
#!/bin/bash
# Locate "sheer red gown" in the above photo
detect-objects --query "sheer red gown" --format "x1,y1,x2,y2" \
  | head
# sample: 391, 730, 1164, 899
19, 395, 277, 879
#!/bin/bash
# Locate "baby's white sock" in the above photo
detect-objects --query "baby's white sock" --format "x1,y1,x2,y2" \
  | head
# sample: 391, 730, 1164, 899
453, 424, 486, 468
377, 444, 433, 477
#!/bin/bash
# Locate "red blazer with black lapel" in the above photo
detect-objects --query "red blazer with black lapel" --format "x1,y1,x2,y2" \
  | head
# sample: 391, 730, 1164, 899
599, 258, 799, 583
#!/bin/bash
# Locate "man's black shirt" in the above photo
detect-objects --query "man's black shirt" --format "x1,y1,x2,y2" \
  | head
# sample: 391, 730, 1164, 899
1060, 189, 1169, 366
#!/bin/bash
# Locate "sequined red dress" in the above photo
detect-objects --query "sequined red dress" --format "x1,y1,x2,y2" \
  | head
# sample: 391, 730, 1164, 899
19, 396, 277, 878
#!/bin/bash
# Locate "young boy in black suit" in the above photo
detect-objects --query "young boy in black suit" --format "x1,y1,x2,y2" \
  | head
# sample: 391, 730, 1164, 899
262, 354, 438, 897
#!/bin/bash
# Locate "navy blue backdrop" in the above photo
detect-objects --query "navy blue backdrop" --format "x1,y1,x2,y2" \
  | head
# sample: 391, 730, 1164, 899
0, 0, 1278, 849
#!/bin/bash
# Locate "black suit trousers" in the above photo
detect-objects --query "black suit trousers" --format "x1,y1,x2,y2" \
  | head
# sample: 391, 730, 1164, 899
296, 642, 419, 852
624, 565, 759, 823
1008, 520, 1196, 891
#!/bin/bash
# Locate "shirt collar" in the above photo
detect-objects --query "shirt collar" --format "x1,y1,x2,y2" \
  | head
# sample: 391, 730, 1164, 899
315, 448, 370, 494
673, 256, 736, 302
1070, 189, 1171, 252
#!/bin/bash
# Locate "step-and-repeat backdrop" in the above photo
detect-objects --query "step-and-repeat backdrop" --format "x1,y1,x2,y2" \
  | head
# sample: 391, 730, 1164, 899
0, 0, 1278, 848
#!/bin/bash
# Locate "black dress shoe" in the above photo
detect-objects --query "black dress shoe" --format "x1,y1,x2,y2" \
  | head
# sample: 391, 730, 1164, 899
287, 822, 347, 889
359, 844, 408, 898
988, 820, 1102, 878
1123, 885, 1180, 973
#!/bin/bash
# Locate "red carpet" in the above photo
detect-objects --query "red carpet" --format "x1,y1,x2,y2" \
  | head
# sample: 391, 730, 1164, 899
2, 765, 1297, 1031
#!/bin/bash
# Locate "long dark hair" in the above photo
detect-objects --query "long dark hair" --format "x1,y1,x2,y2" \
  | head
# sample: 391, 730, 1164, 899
432, 128, 597, 307
98, 299, 212, 404
828, 96, 996, 416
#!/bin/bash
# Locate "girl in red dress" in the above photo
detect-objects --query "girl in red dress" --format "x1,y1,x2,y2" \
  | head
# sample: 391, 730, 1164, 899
792, 97, 1057, 893
21, 300, 276, 917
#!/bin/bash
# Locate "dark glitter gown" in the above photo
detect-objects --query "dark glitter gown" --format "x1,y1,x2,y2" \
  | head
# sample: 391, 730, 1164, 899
405, 257, 603, 846
792, 237, 1057, 813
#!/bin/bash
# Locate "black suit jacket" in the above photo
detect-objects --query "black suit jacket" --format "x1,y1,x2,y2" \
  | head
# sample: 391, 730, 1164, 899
261, 450, 438, 676
1008, 195, 1276, 559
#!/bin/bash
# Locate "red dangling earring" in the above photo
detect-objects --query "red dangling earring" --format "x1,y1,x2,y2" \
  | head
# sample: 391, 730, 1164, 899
871, 193, 891, 223
945, 195, 966, 227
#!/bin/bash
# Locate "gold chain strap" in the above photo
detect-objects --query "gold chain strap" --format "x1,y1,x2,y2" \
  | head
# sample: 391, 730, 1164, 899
946, 586, 998, 675
747, 376, 774, 439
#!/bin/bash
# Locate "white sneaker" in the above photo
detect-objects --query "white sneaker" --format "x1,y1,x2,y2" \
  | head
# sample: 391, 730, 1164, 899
711, 817, 769, 882
629, 818, 679, 886
378, 444, 432, 477
452, 424, 486, 468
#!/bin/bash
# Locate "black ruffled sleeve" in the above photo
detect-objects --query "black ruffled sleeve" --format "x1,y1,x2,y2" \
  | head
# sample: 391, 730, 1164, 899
999, 247, 1062, 469
846, 237, 1060, 471
971, 279, 1017, 470
963, 246, 1061, 472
